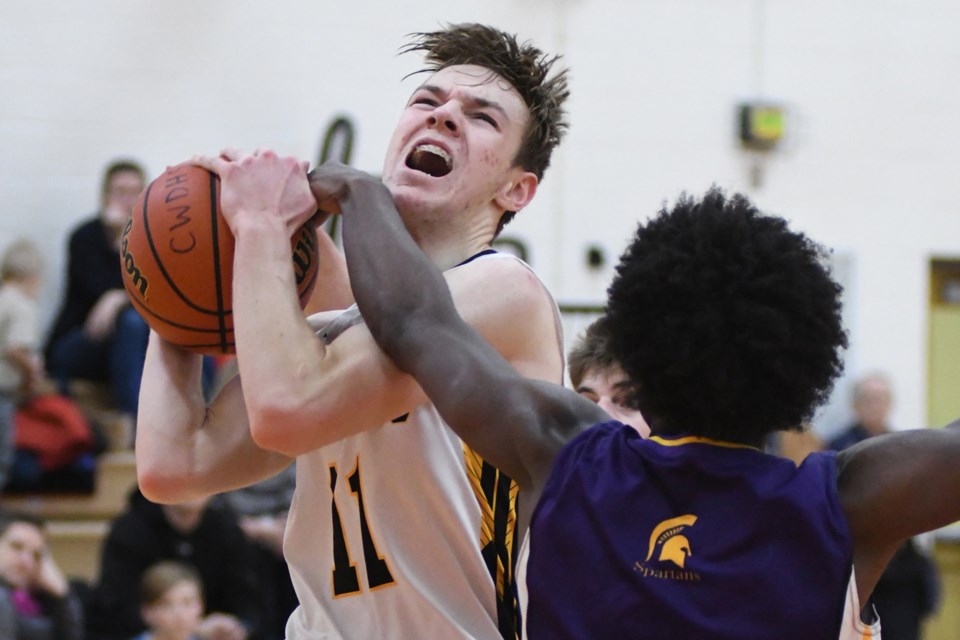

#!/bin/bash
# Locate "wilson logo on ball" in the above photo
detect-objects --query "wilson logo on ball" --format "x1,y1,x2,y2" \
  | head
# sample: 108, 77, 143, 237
292, 227, 316, 286
120, 217, 149, 298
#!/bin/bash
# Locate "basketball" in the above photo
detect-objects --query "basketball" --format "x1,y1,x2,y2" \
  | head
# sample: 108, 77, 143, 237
119, 163, 320, 355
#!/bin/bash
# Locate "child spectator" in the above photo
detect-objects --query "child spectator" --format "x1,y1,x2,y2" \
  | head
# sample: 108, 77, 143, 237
133, 561, 203, 640
0, 239, 46, 491
85, 489, 261, 640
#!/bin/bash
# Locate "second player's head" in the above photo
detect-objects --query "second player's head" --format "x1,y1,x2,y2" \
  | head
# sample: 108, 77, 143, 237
605, 187, 847, 446
568, 317, 650, 436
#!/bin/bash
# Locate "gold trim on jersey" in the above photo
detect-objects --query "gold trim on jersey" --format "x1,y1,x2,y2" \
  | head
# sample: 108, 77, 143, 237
650, 435, 760, 450
464, 443, 520, 639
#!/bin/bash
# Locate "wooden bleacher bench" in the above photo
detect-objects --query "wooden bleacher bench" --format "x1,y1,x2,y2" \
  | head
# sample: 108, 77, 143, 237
46, 519, 109, 583
1, 450, 137, 520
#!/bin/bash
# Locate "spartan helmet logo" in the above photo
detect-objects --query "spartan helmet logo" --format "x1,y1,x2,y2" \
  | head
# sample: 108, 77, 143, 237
646, 515, 698, 569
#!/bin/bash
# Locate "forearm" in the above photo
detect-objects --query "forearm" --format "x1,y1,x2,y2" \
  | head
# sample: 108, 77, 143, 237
341, 181, 455, 370
840, 427, 960, 542
136, 334, 210, 500
230, 215, 332, 452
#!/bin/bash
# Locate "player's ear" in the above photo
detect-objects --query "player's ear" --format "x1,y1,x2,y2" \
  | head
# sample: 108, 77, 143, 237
495, 170, 538, 213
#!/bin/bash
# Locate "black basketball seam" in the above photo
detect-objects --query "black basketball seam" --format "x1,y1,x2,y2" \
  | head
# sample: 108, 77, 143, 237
125, 288, 234, 353
297, 226, 321, 304
208, 172, 229, 353
124, 282, 233, 334
142, 168, 225, 316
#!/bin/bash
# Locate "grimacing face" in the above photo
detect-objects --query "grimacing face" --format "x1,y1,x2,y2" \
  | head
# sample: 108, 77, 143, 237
577, 364, 651, 438
381, 64, 535, 226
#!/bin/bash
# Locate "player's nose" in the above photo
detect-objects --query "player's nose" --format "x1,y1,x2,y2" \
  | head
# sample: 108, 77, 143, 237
426, 103, 460, 135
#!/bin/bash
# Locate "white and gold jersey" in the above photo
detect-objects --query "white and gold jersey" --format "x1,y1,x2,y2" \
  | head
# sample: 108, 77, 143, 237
284, 252, 562, 640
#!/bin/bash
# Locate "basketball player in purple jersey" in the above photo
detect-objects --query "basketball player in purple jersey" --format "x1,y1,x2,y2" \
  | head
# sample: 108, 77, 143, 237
317, 173, 960, 638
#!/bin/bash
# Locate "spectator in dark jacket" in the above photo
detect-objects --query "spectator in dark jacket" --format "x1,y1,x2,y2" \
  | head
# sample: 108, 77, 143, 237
85, 488, 263, 640
45, 159, 150, 419
222, 464, 298, 640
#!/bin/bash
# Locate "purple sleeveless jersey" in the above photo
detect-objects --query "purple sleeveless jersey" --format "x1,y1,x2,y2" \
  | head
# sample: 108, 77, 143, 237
525, 422, 853, 639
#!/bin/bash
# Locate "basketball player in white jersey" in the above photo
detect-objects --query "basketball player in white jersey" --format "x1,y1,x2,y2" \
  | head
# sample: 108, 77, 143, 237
136, 24, 570, 639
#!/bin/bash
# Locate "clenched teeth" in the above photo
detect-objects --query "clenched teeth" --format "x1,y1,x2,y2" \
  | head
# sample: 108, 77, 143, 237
406, 144, 453, 177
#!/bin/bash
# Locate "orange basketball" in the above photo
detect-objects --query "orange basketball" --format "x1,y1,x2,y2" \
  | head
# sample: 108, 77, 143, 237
120, 163, 319, 355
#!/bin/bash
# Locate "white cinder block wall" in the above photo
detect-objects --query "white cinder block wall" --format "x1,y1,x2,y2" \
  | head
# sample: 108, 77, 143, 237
2, 0, 958, 436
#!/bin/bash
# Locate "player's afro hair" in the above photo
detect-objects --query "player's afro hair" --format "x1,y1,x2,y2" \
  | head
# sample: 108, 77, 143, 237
605, 187, 847, 445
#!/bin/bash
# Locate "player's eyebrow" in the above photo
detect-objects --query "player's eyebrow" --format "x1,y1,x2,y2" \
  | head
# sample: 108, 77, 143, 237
417, 84, 510, 120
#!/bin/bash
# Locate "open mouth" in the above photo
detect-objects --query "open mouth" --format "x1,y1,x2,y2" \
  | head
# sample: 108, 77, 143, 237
405, 144, 452, 178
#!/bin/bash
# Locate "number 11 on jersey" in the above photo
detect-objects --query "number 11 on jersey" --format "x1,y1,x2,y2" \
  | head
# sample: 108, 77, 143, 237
329, 459, 396, 597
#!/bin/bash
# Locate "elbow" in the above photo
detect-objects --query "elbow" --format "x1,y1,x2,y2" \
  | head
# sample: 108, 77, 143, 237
249, 412, 295, 456
248, 396, 326, 457
137, 464, 195, 505
248, 384, 359, 456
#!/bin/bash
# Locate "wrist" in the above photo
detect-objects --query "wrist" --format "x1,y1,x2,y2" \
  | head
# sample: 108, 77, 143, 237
232, 216, 295, 266
230, 210, 289, 239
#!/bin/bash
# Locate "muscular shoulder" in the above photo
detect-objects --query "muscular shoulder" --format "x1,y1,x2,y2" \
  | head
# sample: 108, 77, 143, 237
446, 255, 553, 317
445, 255, 562, 381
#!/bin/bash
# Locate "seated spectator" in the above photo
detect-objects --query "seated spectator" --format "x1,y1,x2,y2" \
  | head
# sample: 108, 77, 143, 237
0, 239, 46, 491
828, 372, 896, 448
568, 317, 650, 436
85, 489, 262, 640
0, 508, 84, 639
133, 561, 204, 640
45, 159, 150, 421
221, 464, 298, 640
1, 239, 98, 494
827, 372, 941, 640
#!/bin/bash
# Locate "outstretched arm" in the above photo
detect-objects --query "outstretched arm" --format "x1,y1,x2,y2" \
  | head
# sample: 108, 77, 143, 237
322, 163, 604, 490
837, 419, 960, 603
